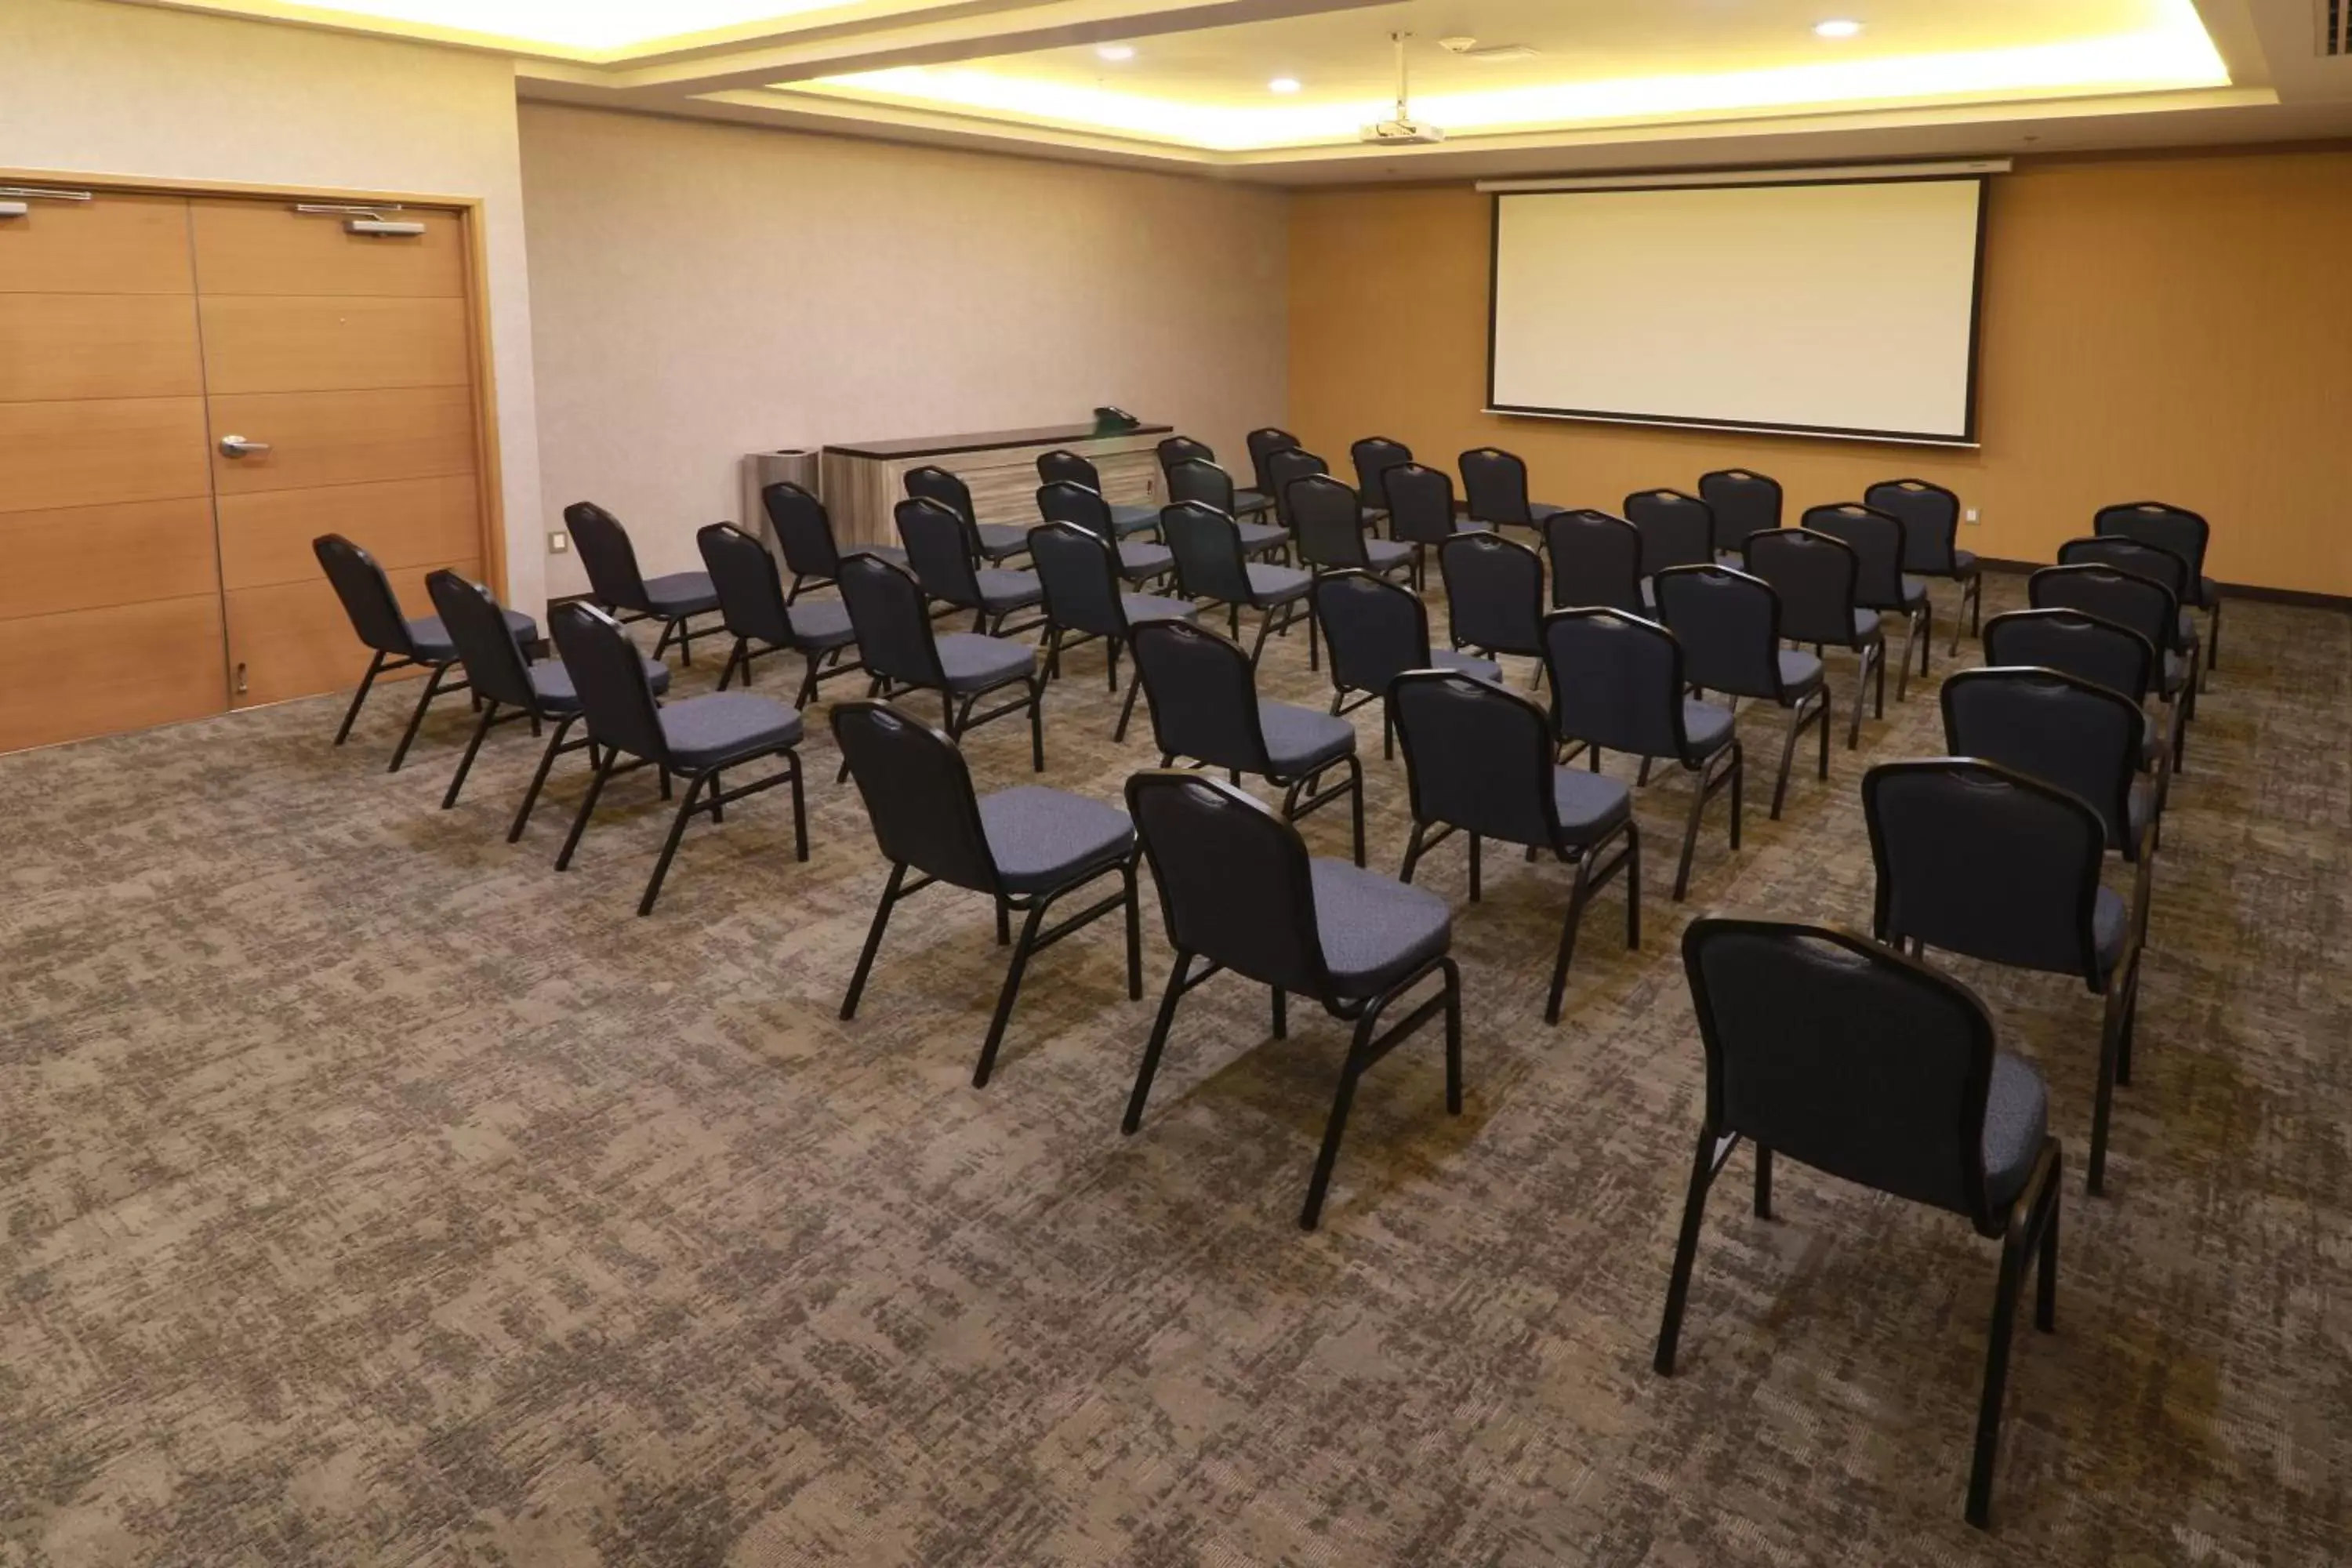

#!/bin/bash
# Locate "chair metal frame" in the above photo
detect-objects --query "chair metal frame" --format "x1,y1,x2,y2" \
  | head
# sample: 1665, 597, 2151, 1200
835, 554, 1047, 779
562, 500, 719, 666
1652, 563, 1832, 820
1866, 477, 1984, 653
1160, 500, 1312, 666
697, 522, 867, 710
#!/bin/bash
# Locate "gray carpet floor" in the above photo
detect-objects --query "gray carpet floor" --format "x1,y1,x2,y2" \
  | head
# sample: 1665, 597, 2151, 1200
1, 572, 2346, 1566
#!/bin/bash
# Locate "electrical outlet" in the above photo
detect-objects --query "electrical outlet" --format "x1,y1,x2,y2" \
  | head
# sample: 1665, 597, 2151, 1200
549, 531, 569, 552
1962, 508, 1981, 526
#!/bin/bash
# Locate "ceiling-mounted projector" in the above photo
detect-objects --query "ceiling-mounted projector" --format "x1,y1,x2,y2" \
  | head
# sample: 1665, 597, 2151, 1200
1360, 31, 1443, 146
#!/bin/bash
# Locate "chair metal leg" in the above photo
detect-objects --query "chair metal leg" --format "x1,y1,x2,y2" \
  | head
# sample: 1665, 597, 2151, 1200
2205, 594, 2222, 679
1672, 762, 1710, 902
442, 699, 502, 810
507, 714, 577, 842
334, 651, 387, 746
1123, 951, 1193, 1133
718, 637, 746, 691
1896, 614, 1919, 702
1348, 757, 1365, 868
973, 900, 1048, 1087
1399, 820, 1428, 884
1300, 1018, 1374, 1231
1653, 1127, 1726, 1375
388, 662, 452, 773
1028, 676, 1046, 772
1968, 1223, 2029, 1527
1114, 676, 1143, 742
840, 863, 908, 1018
1467, 833, 1483, 902
2088, 964, 2136, 1195
1247, 604, 1277, 666
1272, 985, 1287, 1038
1753, 1144, 1773, 1219
553, 746, 618, 870
1769, 700, 1804, 820
1543, 853, 1595, 1025
637, 769, 711, 916
1847, 648, 1871, 749
1123, 858, 1142, 1000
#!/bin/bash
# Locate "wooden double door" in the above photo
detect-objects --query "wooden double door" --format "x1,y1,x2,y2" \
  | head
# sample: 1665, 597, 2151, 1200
0, 185, 492, 754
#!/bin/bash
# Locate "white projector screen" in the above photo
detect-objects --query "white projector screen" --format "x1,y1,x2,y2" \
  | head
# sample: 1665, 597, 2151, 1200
1488, 177, 1987, 445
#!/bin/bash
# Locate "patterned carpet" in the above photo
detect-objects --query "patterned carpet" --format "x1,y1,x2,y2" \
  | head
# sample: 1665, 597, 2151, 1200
1, 572, 2346, 1567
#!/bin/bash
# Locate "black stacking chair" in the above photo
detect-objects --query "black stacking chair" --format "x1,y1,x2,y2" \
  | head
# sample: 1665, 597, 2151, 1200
1543, 608, 1742, 901
1867, 478, 1981, 652
1393, 671, 1638, 1022
1245, 426, 1302, 499
904, 465, 1029, 563
1383, 462, 1480, 591
1983, 608, 2176, 790
2058, 535, 2203, 682
1348, 435, 1412, 527
1160, 500, 1312, 666
426, 568, 668, 816
313, 533, 536, 771
1121, 771, 1461, 1230
1624, 488, 1715, 581
563, 501, 720, 666
1697, 469, 1782, 557
1163, 458, 1288, 559
763, 480, 902, 602
696, 523, 862, 709
2028, 564, 2196, 767
1440, 532, 1547, 679
1659, 916, 2061, 1530
1459, 447, 1563, 530
837, 553, 1044, 774
1036, 481, 1175, 584
1865, 758, 2146, 1196
1159, 437, 1273, 522
1129, 619, 1365, 866
1746, 528, 1886, 749
1035, 449, 1156, 537
833, 701, 1140, 1087
1312, 570, 1498, 759
1265, 446, 1334, 539
2097, 501, 2219, 675
1029, 521, 1198, 741
1804, 503, 1934, 690
1653, 564, 1829, 818
547, 602, 807, 916
1944, 667, 2160, 864
1542, 510, 1647, 614
898, 496, 1047, 637
1293, 472, 1414, 670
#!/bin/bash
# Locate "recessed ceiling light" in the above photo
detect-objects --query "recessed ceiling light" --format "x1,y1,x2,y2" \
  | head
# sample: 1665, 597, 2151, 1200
1095, 44, 1134, 62
1813, 19, 1864, 39
1269, 76, 1301, 93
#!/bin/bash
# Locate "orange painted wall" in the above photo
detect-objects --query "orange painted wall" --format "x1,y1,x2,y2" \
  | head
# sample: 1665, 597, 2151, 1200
1287, 146, 2352, 597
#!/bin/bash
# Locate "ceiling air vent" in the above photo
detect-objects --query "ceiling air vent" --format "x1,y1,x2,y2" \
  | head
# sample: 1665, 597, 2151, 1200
2323, 0, 2347, 56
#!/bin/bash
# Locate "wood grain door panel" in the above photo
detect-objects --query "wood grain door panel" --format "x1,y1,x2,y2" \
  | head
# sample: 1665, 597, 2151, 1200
0, 294, 204, 402
197, 295, 470, 395
190, 200, 466, 298
0, 596, 226, 754
2, 397, 213, 514
0, 499, 220, 621
217, 474, 481, 591
226, 559, 476, 709
205, 386, 477, 495
0, 194, 194, 295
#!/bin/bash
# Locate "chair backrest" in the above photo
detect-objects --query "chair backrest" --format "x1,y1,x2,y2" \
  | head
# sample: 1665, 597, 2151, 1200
1029, 521, 1127, 640
1864, 478, 1962, 574
1384, 463, 1458, 546
1682, 916, 2007, 1229
1246, 426, 1301, 495
1314, 569, 1432, 700
1160, 500, 1252, 604
1653, 564, 1788, 702
1036, 448, 1102, 492
831, 701, 1000, 893
1127, 771, 1328, 996
1624, 488, 1716, 576
1981, 608, 2154, 709
1942, 667, 2143, 853
2027, 564, 2176, 655
697, 521, 796, 648
762, 481, 842, 582
1350, 436, 1413, 510
2096, 501, 2209, 585
1745, 527, 1863, 646
313, 533, 416, 657
1542, 608, 1696, 760
549, 601, 670, 763
896, 495, 983, 608
1459, 447, 1534, 527
562, 501, 652, 613
902, 464, 977, 523
1440, 532, 1545, 657
2056, 535, 2189, 604
1291, 474, 1370, 568
424, 568, 535, 710
1801, 504, 1908, 608
838, 553, 948, 691
1863, 758, 2107, 981
1037, 479, 1116, 545
1265, 447, 1330, 531
1392, 670, 1558, 848
1697, 469, 1783, 554
1156, 434, 1215, 477
1129, 619, 1271, 775
1542, 510, 1645, 613
1165, 457, 1237, 514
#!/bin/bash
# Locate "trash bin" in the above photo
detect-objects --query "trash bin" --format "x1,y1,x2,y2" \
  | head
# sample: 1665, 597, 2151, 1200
741, 448, 819, 550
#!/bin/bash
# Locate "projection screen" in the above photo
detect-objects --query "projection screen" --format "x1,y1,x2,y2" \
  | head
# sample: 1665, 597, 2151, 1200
1487, 176, 1988, 445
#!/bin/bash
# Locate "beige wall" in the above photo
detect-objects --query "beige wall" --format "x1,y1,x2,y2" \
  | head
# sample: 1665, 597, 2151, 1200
1290, 147, 2352, 598
520, 103, 1289, 593
0, 0, 550, 616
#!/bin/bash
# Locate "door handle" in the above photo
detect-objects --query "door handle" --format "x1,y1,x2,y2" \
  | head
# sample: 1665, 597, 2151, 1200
219, 434, 271, 458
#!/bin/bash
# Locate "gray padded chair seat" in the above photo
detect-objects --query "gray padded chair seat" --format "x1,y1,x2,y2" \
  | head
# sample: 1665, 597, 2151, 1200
978, 786, 1135, 895
784, 597, 857, 649
528, 655, 670, 712
1552, 767, 1633, 842
2161, 651, 2189, 695
1981, 1052, 2049, 1209
1245, 563, 1312, 603
1120, 593, 1199, 625
2196, 573, 2216, 604
975, 568, 1044, 612
1850, 609, 1883, 640
1108, 503, 1160, 536
937, 633, 1035, 692
659, 691, 803, 768
846, 544, 909, 568
1235, 488, 1274, 515
644, 571, 720, 616
1777, 650, 1826, 692
2126, 779, 2157, 850
1528, 502, 1567, 524
1683, 699, 1737, 754
1310, 859, 1452, 998
1900, 574, 1929, 604
1432, 648, 1501, 681
1117, 543, 1176, 581
2092, 886, 2129, 981
1951, 549, 1980, 575
1260, 701, 1356, 775
1236, 521, 1288, 556
408, 608, 537, 663
975, 523, 1030, 561
1366, 539, 1415, 572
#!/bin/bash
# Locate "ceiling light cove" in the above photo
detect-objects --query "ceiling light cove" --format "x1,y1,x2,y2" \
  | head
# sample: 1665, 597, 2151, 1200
1097, 45, 1136, 62
166, 0, 898, 57
1815, 20, 1867, 40
1269, 77, 1303, 94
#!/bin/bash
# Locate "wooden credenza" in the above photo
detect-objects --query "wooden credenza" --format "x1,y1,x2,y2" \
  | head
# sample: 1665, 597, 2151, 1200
820, 421, 1174, 550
